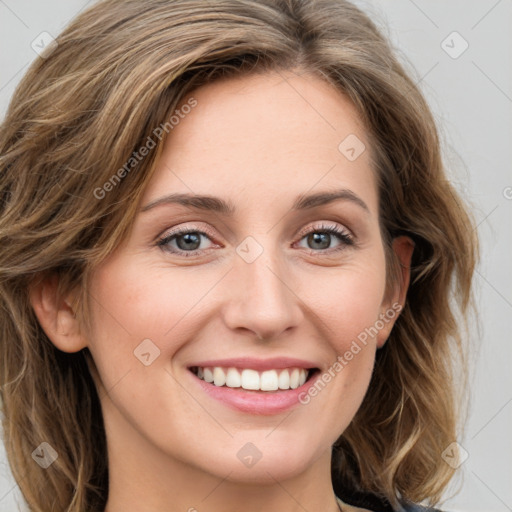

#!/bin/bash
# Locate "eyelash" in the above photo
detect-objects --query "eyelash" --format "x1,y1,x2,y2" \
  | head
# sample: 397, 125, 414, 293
156, 222, 354, 257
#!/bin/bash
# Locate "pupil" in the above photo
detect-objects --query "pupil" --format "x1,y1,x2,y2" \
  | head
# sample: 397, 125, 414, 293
309, 232, 330, 250
177, 233, 200, 250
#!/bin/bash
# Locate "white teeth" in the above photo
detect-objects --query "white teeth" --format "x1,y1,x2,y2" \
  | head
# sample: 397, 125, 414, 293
194, 366, 310, 391
278, 369, 290, 389
241, 369, 260, 390
290, 368, 300, 389
213, 367, 226, 387
225, 367, 241, 388
260, 370, 279, 391
203, 367, 214, 383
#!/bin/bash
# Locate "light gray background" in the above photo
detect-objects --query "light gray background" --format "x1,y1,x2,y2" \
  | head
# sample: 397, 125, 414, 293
0, 1, 511, 511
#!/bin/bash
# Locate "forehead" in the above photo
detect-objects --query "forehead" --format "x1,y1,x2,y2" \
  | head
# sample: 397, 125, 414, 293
142, 70, 378, 216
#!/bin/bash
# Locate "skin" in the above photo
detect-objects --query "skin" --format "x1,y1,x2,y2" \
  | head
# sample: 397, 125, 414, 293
31, 70, 413, 512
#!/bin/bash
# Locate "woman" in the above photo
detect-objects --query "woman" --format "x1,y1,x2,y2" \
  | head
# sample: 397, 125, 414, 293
0, 0, 478, 511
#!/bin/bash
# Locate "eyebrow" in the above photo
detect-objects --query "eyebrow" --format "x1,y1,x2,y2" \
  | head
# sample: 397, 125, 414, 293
141, 189, 370, 215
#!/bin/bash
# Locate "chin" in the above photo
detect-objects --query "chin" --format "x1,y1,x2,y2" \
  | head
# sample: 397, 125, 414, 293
195, 436, 321, 484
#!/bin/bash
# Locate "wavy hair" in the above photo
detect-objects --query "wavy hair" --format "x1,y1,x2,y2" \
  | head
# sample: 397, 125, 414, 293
0, 0, 478, 510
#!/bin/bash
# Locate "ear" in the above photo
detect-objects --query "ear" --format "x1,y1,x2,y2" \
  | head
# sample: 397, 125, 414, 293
29, 273, 87, 353
376, 235, 415, 348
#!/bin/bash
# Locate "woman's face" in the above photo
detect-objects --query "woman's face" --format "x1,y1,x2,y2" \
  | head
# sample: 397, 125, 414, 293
85, 70, 407, 484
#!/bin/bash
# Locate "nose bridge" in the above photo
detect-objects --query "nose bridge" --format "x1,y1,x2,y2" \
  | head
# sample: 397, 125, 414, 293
222, 235, 303, 338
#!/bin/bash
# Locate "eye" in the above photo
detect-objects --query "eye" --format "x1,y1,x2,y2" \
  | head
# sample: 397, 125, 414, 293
156, 222, 354, 258
296, 223, 354, 253
156, 227, 217, 256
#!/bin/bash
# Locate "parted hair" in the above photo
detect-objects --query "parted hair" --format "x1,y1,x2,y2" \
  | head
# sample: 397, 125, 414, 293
0, 0, 478, 510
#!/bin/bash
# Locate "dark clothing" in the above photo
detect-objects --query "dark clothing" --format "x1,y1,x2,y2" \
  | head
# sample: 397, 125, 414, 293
399, 504, 442, 512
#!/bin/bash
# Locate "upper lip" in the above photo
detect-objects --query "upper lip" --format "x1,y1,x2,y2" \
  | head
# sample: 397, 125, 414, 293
188, 357, 320, 371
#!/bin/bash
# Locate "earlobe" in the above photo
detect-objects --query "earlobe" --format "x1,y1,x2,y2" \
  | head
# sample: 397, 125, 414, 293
29, 273, 87, 353
376, 235, 415, 348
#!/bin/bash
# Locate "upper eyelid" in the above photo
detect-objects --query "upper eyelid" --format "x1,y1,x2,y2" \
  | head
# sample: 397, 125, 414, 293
158, 223, 218, 242
158, 220, 350, 236
295, 221, 352, 238
157, 221, 353, 248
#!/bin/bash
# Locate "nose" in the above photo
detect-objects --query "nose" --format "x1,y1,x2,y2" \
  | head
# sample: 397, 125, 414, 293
221, 243, 304, 340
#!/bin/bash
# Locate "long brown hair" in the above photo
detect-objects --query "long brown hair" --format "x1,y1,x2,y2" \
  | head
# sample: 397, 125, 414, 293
0, 0, 478, 510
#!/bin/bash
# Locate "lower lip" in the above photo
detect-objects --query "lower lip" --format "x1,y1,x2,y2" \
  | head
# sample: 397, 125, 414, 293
189, 370, 321, 415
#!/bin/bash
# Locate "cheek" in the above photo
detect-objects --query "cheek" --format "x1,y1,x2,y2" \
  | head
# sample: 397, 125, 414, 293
303, 261, 387, 351
86, 256, 219, 351
84, 256, 190, 387
84, 253, 244, 406
291, 255, 387, 412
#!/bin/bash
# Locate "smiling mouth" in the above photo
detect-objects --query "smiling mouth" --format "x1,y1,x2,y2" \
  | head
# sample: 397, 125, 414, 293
189, 366, 320, 392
